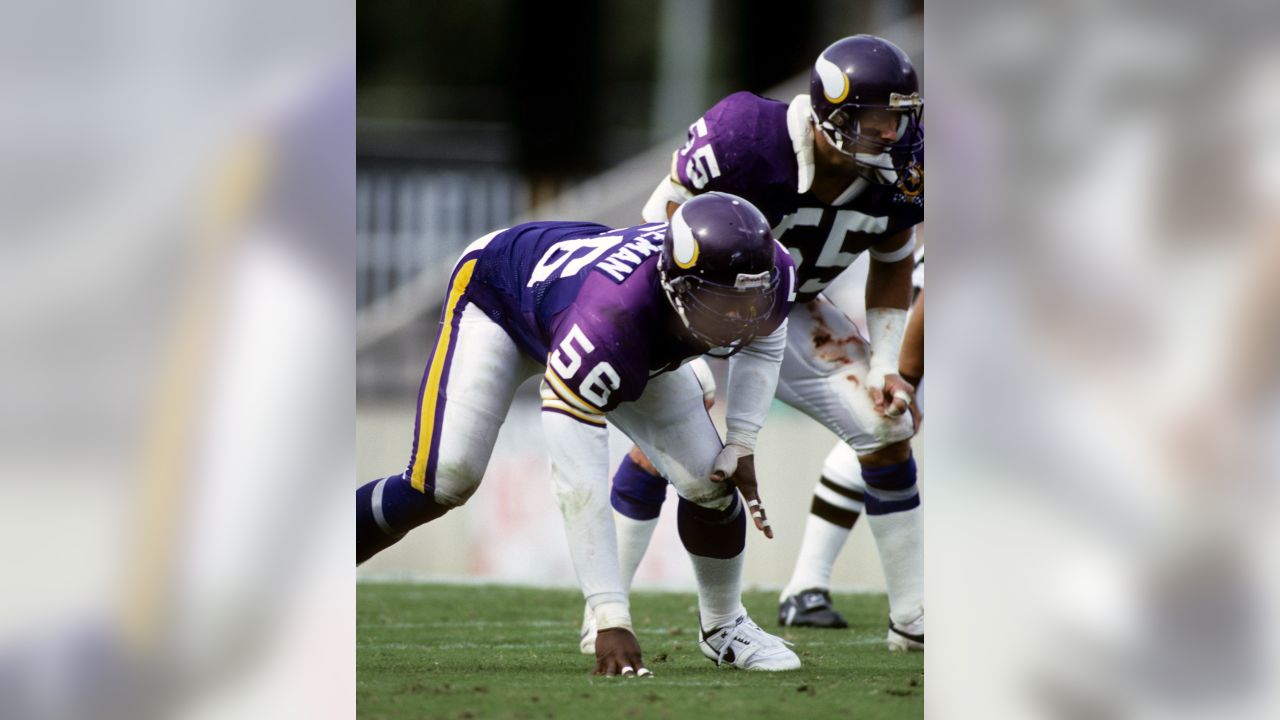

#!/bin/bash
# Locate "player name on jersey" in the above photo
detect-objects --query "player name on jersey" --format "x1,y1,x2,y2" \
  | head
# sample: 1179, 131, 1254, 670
595, 225, 664, 283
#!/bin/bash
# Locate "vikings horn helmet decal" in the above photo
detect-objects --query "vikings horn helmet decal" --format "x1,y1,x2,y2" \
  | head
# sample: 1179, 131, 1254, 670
809, 35, 923, 183
814, 55, 850, 104
669, 204, 701, 269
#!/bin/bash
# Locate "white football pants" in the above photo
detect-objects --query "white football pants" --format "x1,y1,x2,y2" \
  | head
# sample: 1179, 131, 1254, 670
775, 294, 915, 454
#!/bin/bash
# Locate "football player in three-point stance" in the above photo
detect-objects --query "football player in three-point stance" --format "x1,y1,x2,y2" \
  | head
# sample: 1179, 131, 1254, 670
584, 35, 926, 652
357, 192, 804, 674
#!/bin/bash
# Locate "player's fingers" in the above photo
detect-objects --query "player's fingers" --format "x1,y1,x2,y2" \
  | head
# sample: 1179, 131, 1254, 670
746, 498, 774, 539
595, 654, 624, 677
869, 386, 886, 412
885, 388, 912, 417
623, 651, 647, 678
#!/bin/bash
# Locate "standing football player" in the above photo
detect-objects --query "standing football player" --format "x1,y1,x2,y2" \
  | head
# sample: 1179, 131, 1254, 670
357, 192, 804, 674
800, 247, 923, 643
589, 35, 926, 652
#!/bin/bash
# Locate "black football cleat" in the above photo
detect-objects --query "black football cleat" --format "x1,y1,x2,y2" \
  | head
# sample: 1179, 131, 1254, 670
777, 588, 848, 628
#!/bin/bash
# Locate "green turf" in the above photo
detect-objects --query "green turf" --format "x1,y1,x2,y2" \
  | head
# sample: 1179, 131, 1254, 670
358, 583, 922, 719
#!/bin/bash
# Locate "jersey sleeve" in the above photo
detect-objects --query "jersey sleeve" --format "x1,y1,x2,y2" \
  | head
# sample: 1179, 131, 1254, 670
764, 241, 798, 333
721, 244, 796, 449
670, 92, 778, 198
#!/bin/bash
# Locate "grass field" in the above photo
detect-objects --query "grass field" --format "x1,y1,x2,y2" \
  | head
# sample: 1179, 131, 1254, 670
358, 583, 923, 719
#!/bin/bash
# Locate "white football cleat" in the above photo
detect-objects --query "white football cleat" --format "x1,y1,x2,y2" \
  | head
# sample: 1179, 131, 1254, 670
887, 613, 924, 652
579, 602, 596, 655
699, 614, 801, 671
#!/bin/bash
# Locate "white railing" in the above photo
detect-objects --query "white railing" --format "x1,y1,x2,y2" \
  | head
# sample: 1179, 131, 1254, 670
356, 166, 528, 311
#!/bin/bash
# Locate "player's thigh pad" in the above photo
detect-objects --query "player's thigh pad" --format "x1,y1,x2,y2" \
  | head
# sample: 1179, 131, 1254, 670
776, 296, 914, 455
607, 363, 732, 510
405, 297, 538, 507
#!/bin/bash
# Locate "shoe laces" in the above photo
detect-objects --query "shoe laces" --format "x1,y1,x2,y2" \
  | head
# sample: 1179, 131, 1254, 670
710, 616, 793, 666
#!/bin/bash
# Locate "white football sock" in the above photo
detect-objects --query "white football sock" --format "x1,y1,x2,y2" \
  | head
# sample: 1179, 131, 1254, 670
614, 512, 659, 593
780, 461, 865, 601
867, 505, 924, 626
781, 516, 853, 600
688, 552, 745, 631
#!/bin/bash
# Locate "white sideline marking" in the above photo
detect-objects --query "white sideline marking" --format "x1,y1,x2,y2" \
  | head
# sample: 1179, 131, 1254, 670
361, 641, 569, 651
355, 576, 889, 596
359, 619, 567, 629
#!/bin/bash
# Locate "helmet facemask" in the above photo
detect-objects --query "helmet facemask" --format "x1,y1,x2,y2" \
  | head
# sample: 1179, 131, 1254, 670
658, 191, 780, 355
660, 267, 779, 354
814, 92, 923, 183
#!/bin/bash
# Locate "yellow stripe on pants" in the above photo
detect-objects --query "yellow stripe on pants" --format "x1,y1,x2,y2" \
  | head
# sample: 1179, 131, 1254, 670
410, 259, 476, 492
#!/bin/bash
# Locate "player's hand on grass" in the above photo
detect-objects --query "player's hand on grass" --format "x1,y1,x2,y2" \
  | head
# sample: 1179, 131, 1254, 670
593, 627, 650, 678
710, 444, 773, 539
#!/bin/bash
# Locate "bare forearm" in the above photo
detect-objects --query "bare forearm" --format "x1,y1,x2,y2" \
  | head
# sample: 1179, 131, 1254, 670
900, 289, 924, 386
863, 230, 917, 415
865, 255, 914, 310
865, 227, 916, 311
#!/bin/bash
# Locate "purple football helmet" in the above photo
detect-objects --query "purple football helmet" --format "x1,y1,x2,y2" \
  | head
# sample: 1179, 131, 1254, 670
659, 192, 780, 351
810, 35, 923, 181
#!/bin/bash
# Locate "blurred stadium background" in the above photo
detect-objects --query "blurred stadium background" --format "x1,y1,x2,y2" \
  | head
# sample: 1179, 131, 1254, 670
4, 0, 1280, 716
2, 0, 1277, 716
355, 0, 923, 592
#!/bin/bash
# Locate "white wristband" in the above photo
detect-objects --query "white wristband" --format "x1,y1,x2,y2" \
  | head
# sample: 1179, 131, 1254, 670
723, 430, 757, 452
593, 601, 633, 632
866, 307, 908, 379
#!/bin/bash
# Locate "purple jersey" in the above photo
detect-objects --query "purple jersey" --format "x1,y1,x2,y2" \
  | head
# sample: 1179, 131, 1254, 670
670, 91, 923, 303
468, 220, 796, 414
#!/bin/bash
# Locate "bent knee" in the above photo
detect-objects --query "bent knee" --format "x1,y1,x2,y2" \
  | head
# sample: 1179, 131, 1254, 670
611, 456, 667, 519
676, 486, 735, 511
857, 439, 912, 467
431, 461, 484, 507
